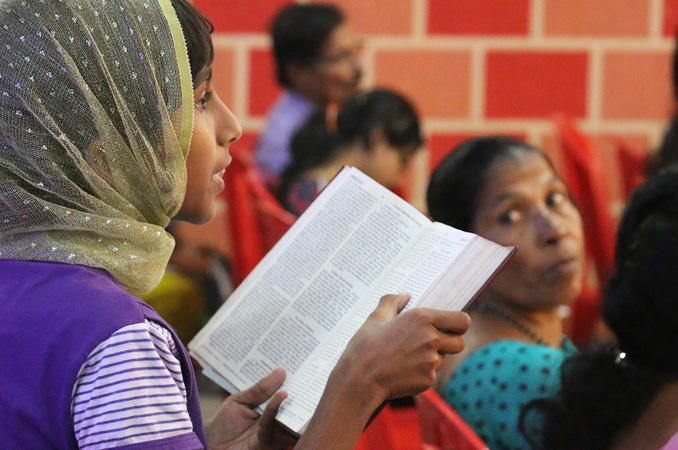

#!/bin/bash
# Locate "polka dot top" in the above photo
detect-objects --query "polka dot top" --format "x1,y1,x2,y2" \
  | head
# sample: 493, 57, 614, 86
441, 338, 578, 450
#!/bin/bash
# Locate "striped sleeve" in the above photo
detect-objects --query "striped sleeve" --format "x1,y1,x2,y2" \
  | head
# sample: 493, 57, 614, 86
71, 320, 200, 449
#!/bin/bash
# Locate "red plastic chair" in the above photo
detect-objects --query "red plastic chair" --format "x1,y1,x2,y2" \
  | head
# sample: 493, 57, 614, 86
552, 116, 620, 344
356, 403, 422, 450
615, 139, 648, 201
415, 390, 488, 450
553, 115, 617, 280
220, 146, 296, 286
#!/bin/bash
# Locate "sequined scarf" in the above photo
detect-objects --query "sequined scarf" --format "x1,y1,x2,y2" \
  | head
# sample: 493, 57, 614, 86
0, 0, 194, 294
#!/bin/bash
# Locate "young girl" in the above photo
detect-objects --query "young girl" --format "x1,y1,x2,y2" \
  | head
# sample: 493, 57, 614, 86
277, 88, 423, 215
0, 1, 470, 449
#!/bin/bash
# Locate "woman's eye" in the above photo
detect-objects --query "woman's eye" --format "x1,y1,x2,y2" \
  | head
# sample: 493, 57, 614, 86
546, 191, 566, 208
499, 209, 521, 225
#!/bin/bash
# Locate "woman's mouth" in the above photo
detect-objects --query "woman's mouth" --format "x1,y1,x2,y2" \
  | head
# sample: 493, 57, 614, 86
544, 257, 580, 281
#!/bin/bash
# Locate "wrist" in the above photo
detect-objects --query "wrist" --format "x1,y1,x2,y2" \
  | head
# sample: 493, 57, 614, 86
328, 350, 387, 413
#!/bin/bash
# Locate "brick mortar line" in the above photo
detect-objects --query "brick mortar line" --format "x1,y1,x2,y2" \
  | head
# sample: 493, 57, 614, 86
469, 44, 485, 125
649, 0, 664, 40
530, 0, 545, 40
412, 0, 427, 39
421, 119, 664, 132
365, 36, 674, 51
233, 43, 249, 121
588, 45, 604, 127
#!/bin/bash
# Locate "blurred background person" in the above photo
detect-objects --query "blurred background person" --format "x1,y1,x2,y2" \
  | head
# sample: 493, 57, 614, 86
277, 88, 423, 216
522, 166, 678, 450
427, 136, 585, 449
255, 3, 363, 187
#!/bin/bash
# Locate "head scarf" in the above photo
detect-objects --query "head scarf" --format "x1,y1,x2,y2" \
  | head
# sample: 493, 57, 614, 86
0, 0, 194, 294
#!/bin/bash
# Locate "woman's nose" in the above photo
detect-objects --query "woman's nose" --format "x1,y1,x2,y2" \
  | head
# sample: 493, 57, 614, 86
535, 210, 567, 246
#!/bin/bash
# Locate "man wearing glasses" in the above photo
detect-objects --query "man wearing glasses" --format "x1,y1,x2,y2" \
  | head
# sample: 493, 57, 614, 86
254, 3, 364, 187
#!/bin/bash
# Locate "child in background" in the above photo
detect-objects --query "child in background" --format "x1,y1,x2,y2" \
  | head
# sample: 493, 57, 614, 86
277, 88, 423, 215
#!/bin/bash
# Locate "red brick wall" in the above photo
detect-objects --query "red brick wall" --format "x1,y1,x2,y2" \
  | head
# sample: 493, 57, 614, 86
194, 0, 677, 211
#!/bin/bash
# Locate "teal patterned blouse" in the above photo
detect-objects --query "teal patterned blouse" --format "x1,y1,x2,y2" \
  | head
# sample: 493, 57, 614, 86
441, 338, 578, 450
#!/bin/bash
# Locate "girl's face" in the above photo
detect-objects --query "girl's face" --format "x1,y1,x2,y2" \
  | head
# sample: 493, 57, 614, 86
176, 66, 242, 224
360, 132, 418, 189
471, 151, 584, 311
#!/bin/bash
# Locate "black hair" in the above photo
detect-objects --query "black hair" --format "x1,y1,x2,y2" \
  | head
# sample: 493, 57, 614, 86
426, 136, 544, 232
647, 25, 678, 176
277, 88, 423, 205
520, 165, 678, 449
171, 0, 214, 85
647, 114, 678, 176
270, 4, 344, 87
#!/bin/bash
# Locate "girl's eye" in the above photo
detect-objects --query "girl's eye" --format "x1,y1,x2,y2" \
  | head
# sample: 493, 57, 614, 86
196, 90, 213, 110
499, 209, 521, 225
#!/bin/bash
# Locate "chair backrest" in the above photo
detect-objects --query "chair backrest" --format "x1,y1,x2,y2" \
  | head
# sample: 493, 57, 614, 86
221, 146, 296, 286
553, 115, 617, 280
615, 139, 647, 201
416, 390, 488, 450
357, 403, 422, 450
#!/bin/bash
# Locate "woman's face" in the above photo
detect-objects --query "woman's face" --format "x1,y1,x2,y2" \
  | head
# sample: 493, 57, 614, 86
176, 66, 242, 224
471, 150, 584, 311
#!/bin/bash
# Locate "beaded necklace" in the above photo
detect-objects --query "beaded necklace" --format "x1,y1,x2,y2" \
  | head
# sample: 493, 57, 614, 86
476, 302, 549, 346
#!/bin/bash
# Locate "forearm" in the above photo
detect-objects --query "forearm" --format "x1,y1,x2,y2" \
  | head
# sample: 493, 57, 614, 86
295, 359, 384, 450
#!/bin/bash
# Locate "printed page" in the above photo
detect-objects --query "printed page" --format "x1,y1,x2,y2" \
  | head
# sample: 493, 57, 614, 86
414, 234, 514, 311
273, 220, 479, 431
189, 167, 431, 431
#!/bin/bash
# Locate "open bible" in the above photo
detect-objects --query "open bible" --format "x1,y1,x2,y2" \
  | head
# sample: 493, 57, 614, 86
189, 166, 515, 435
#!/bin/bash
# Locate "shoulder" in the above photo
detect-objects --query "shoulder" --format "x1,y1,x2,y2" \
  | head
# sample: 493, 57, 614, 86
443, 339, 574, 409
263, 91, 316, 134
459, 339, 573, 383
0, 260, 146, 323
442, 340, 574, 448
72, 320, 202, 449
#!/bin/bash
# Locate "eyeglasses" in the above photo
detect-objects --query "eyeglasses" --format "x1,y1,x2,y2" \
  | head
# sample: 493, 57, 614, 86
313, 41, 364, 67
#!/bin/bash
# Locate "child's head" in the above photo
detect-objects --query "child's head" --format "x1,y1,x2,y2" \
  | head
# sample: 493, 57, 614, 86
171, 0, 242, 224
0, 0, 238, 294
334, 89, 423, 187
282, 88, 422, 192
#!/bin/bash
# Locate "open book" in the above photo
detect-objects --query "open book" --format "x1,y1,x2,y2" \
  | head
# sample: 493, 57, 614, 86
189, 166, 515, 435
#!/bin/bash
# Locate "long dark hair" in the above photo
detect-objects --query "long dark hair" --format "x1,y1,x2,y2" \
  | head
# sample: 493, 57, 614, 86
520, 166, 678, 449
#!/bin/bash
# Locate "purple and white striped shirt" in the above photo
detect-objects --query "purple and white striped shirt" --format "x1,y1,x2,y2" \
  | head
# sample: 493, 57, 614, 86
72, 321, 194, 449
0, 260, 206, 449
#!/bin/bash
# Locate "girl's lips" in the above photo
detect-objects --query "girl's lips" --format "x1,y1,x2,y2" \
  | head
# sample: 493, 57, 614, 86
212, 168, 226, 192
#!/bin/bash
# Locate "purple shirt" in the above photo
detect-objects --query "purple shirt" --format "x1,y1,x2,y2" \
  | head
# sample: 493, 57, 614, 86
254, 90, 316, 182
662, 432, 678, 450
0, 260, 206, 449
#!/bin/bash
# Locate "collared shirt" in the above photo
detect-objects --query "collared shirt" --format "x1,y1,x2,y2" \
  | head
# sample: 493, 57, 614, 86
254, 90, 317, 183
